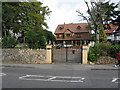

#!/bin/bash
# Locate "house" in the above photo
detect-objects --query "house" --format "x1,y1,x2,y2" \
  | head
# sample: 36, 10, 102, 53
54, 23, 92, 47
105, 24, 120, 44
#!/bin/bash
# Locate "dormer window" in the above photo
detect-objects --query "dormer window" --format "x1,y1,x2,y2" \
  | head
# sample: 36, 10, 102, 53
59, 26, 64, 30
77, 26, 81, 30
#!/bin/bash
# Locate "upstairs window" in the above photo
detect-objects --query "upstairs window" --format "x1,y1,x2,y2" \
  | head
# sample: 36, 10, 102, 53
76, 34, 82, 38
65, 33, 72, 37
56, 34, 63, 38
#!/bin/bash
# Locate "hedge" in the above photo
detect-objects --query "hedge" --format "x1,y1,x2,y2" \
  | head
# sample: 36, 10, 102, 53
88, 42, 120, 62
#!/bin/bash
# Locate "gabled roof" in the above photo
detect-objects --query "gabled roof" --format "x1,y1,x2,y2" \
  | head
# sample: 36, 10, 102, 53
63, 29, 73, 33
105, 24, 119, 34
54, 23, 89, 34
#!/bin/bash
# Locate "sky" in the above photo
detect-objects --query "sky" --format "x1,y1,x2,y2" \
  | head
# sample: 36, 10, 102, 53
39, 0, 119, 33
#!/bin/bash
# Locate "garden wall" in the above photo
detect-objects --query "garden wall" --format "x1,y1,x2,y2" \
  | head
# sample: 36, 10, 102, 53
2, 49, 49, 64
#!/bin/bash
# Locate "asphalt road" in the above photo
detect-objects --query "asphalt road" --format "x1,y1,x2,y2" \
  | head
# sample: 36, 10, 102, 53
1, 64, 120, 88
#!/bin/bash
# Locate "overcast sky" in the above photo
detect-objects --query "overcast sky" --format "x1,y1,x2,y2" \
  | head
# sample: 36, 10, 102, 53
39, 0, 119, 33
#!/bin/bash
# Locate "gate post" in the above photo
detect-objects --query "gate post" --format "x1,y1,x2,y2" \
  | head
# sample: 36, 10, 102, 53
46, 45, 52, 64
82, 45, 88, 64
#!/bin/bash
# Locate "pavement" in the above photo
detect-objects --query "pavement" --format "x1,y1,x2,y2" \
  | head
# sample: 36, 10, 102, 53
0, 63, 120, 70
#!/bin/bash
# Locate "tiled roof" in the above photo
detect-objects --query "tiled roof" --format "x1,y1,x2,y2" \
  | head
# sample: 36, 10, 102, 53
54, 23, 90, 34
105, 24, 119, 34
56, 37, 92, 41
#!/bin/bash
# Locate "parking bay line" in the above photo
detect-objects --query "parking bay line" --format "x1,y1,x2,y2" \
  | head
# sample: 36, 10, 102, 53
19, 75, 85, 83
0, 73, 6, 76
48, 77, 56, 80
112, 78, 120, 83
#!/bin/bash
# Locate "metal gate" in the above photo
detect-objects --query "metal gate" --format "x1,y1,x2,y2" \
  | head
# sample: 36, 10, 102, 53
52, 47, 82, 63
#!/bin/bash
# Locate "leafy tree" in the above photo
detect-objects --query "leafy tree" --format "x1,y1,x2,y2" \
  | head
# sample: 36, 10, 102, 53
25, 26, 46, 49
77, 1, 120, 42
99, 26, 107, 42
2, 2, 52, 49
2, 1, 51, 36
2, 2, 19, 37
43, 30, 56, 45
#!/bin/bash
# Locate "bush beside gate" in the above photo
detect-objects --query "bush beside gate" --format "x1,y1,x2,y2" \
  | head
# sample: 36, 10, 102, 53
88, 42, 120, 64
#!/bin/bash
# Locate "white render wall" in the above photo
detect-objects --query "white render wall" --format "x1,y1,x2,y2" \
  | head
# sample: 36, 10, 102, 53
107, 34, 120, 41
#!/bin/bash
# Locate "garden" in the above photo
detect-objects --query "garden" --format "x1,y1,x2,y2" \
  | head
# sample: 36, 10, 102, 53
88, 42, 120, 64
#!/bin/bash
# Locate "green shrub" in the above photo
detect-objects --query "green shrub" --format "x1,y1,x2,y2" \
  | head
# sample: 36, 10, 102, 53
25, 30, 46, 49
88, 47, 100, 62
109, 45, 120, 58
98, 42, 112, 56
88, 42, 112, 62
2, 36, 18, 48
88, 43, 100, 62
15, 46, 29, 49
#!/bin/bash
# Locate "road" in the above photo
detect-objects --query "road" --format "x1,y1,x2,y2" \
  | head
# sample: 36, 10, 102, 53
1, 64, 120, 88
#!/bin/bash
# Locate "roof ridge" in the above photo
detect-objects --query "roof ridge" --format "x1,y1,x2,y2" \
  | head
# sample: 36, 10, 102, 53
58, 23, 88, 25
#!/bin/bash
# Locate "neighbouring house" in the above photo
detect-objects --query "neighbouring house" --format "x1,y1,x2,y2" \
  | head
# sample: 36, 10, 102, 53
54, 23, 92, 47
105, 24, 120, 44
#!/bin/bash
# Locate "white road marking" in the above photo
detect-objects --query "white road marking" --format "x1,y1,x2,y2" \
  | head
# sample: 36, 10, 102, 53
112, 78, 120, 83
0, 73, 6, 76
48, 77, 56, 80
19, 75, 85, 83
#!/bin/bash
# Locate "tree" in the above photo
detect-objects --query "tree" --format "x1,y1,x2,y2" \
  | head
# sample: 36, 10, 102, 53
2, 35, 18, 48
2, 2, 51, 35
2, 2, 20, 37
2, 1, 52, 48
25, 27, 46, 49
77, 0, 120, 42
43, 30, 56, 45
99, 25, 107, 42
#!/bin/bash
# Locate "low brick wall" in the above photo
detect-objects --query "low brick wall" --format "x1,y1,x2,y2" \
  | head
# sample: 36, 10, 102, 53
2, 49, 47, 64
